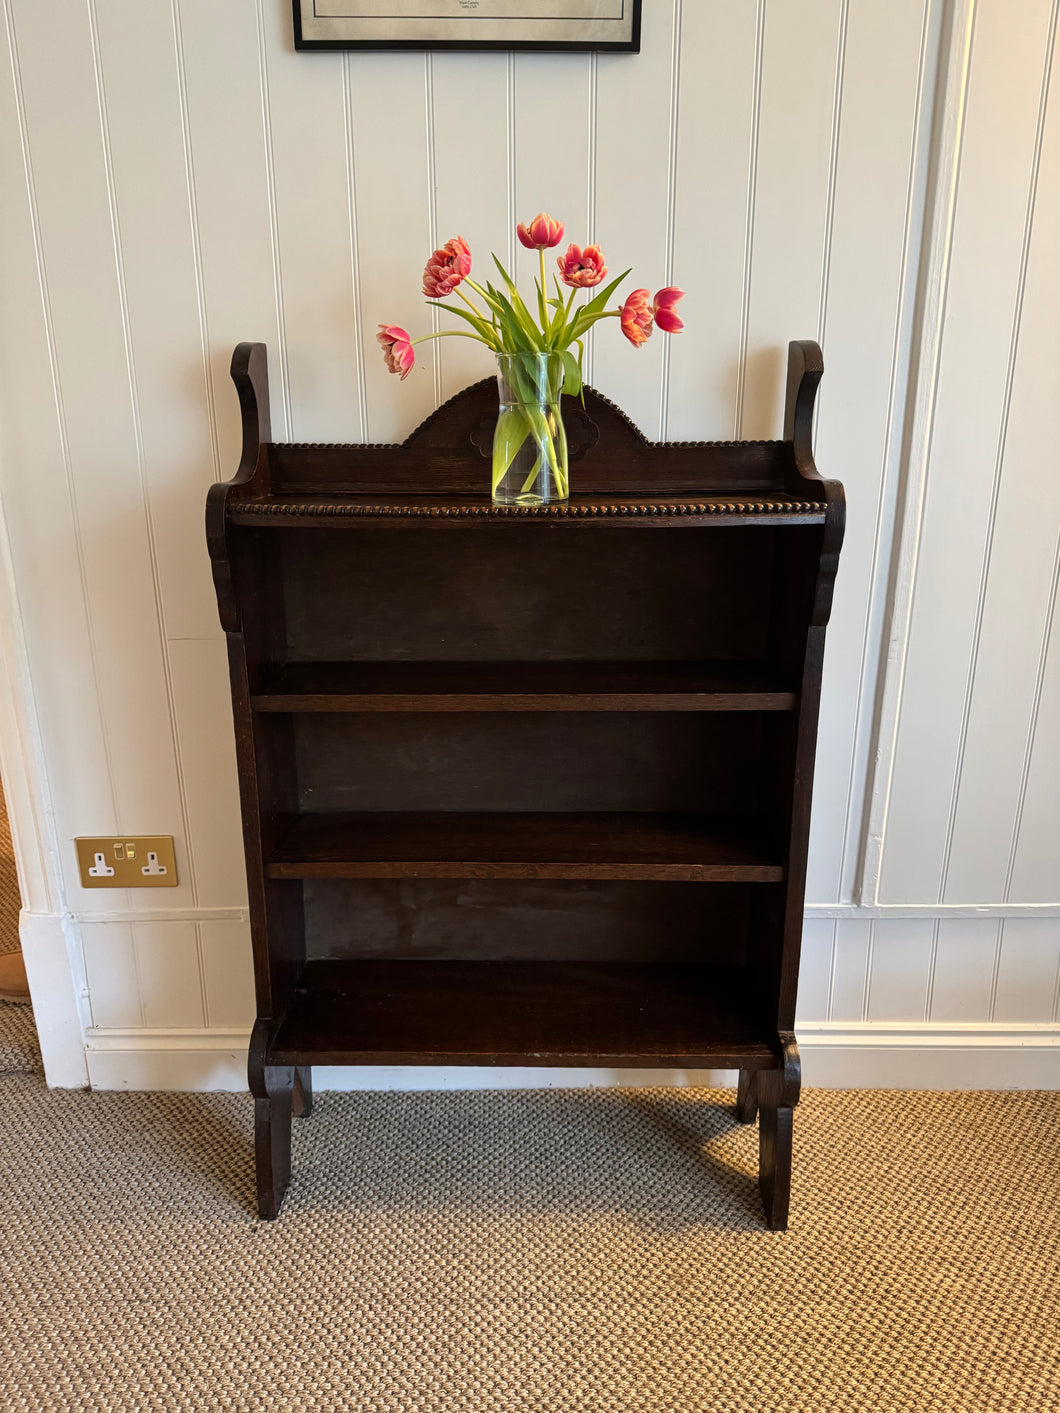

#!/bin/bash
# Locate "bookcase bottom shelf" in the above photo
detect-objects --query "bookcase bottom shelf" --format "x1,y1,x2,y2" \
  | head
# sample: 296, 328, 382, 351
269, 960, 781, 1069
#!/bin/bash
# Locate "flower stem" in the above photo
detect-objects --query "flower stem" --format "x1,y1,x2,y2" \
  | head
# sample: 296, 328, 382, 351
410, 329, 487, 346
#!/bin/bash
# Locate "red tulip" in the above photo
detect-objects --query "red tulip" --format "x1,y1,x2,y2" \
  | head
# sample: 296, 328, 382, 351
653, 286, 685, 333
422, 236, 472, 299
620, 289, 653, 347
517, 213, 565, 250
377, 324, 415, 380
556, 243, 608, 289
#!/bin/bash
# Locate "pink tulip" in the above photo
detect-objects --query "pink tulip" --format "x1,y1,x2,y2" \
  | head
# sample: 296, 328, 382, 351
556, 243, 608, 289
620, 289, 653, 347
517, 213, 565, 250
653, 286, 685, 333
422, 236, 472, 299
377, 324, 415, 380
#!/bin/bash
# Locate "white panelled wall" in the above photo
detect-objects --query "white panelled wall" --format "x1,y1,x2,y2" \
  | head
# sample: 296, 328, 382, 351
0, 1, 1056, 1090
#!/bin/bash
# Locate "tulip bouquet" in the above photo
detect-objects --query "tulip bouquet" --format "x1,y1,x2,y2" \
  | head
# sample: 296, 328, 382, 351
378, 213, 684, 504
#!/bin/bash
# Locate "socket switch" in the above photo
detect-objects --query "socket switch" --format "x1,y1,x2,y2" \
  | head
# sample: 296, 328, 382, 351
75, 836, 178, 889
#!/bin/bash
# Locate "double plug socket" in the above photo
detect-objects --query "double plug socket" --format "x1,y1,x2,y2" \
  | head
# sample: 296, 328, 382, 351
75, 836, 178, 889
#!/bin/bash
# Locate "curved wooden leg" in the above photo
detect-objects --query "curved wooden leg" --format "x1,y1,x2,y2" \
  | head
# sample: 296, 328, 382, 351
758, 1103, 793, 1231
735, 1068, 758, 1123
249, 1021, 294, 1221
255, 1066, 294, 1220
294, 1065, 313, 1118
755, 1034, 800, 1232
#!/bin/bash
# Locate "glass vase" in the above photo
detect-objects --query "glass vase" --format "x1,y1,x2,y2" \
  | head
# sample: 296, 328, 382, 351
491, 353, 569, 505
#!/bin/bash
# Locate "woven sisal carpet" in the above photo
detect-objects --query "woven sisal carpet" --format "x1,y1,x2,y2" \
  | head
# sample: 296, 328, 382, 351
0, 775, 21, 957
1, 1073, 1057, 1411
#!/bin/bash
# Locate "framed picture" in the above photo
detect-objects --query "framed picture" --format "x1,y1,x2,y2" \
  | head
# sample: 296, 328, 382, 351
293, 2, 642, 52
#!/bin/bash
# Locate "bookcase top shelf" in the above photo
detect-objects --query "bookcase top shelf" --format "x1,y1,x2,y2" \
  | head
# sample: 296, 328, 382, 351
209, 339, 843, 541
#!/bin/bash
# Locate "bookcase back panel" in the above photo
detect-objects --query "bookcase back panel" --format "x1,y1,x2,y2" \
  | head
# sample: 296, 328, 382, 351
303, 878, 752, 964
277, 527, 777, 662
294, 712, 765, 814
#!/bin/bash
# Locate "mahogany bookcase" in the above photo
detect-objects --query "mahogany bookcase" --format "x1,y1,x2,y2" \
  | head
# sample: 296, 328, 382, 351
207, 339, 844, 1227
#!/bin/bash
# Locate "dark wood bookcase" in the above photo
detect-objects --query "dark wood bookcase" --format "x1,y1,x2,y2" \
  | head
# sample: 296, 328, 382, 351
207, 340, 844, 1227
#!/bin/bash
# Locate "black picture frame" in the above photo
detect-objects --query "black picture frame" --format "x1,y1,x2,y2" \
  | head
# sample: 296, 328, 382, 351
293, 2, 642, 53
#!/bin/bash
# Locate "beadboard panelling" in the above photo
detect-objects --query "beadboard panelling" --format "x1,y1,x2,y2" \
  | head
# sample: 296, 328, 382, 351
993, 919, 1060, 1023
511, 52, 595, 380
590, 1, 678, 437
80, 921, 140, 1030
9, 0, 189, 910
177, 0, 287, 459
167, 639, 247, 911
132, 920, 204, 1029
666, 0, 759, 440
739, 0, 842, 439
929, 918, 999, 1021
935, 2, 1060, 905
200, 919, 256, 1029
347, 53, 435, 442
0, 0, 117, 898
807, 0, 933, 903
93, 0, 221, 645
866, 919, 934, 1021
878, 0, 1059, 903
795, 919, 835, 1023
513, 54, 593, 258
430, 53, 512, 404
259, 1, 364, 446
1008, 592, 1060, 902
966, 19, 1060, 906
828, 919, 871, 1022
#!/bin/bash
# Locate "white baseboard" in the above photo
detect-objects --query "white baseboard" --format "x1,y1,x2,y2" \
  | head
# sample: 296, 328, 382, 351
83, 1022, 1060, 1092
798, 1021, 1060, 1088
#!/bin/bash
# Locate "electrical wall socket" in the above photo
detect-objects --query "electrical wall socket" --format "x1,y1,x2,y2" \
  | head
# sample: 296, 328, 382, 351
75, 836, 178, 889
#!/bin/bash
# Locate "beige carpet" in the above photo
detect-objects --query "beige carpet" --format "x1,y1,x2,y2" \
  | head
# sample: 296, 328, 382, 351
1, 1075, 1057, 1411
0, 997, 39, 1073
0, 775, 21, 956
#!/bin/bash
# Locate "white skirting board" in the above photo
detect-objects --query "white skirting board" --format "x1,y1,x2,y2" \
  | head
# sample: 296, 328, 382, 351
82, 1023, 1060, 1093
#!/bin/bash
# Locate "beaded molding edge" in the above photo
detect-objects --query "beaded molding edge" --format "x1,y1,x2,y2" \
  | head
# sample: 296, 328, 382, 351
233, 499, 827, 520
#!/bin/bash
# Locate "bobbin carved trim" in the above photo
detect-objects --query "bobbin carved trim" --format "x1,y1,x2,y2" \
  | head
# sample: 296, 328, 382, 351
231, 498, 827, 521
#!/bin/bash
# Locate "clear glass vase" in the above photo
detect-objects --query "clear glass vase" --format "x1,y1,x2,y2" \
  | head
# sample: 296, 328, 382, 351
491, 353, 569, 505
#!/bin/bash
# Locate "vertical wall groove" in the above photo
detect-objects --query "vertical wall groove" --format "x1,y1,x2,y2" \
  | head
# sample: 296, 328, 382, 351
424, 53, 441, 410
584, 53, 598, 385
169, 0, 221, 482
937, 0, 1058, 903
253, 0, 291, 440
342, 54, 369, 443
508, 51, 520, 271
924, 919, 940, 1019
844, 0, 935, 899
734, 0, 765, 440
1004, 528, 1060, 899
659, 0, 682, 440
817, 0, 850, 345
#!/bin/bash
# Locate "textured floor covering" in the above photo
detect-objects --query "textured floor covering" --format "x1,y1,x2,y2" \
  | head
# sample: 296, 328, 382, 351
0, 997, 39, 1073
1, 1075, 1058, 1412
0, 775, 21, 958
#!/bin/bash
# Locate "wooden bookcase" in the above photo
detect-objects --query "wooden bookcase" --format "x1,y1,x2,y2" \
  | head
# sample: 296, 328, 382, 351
207, 340, 844, 1227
